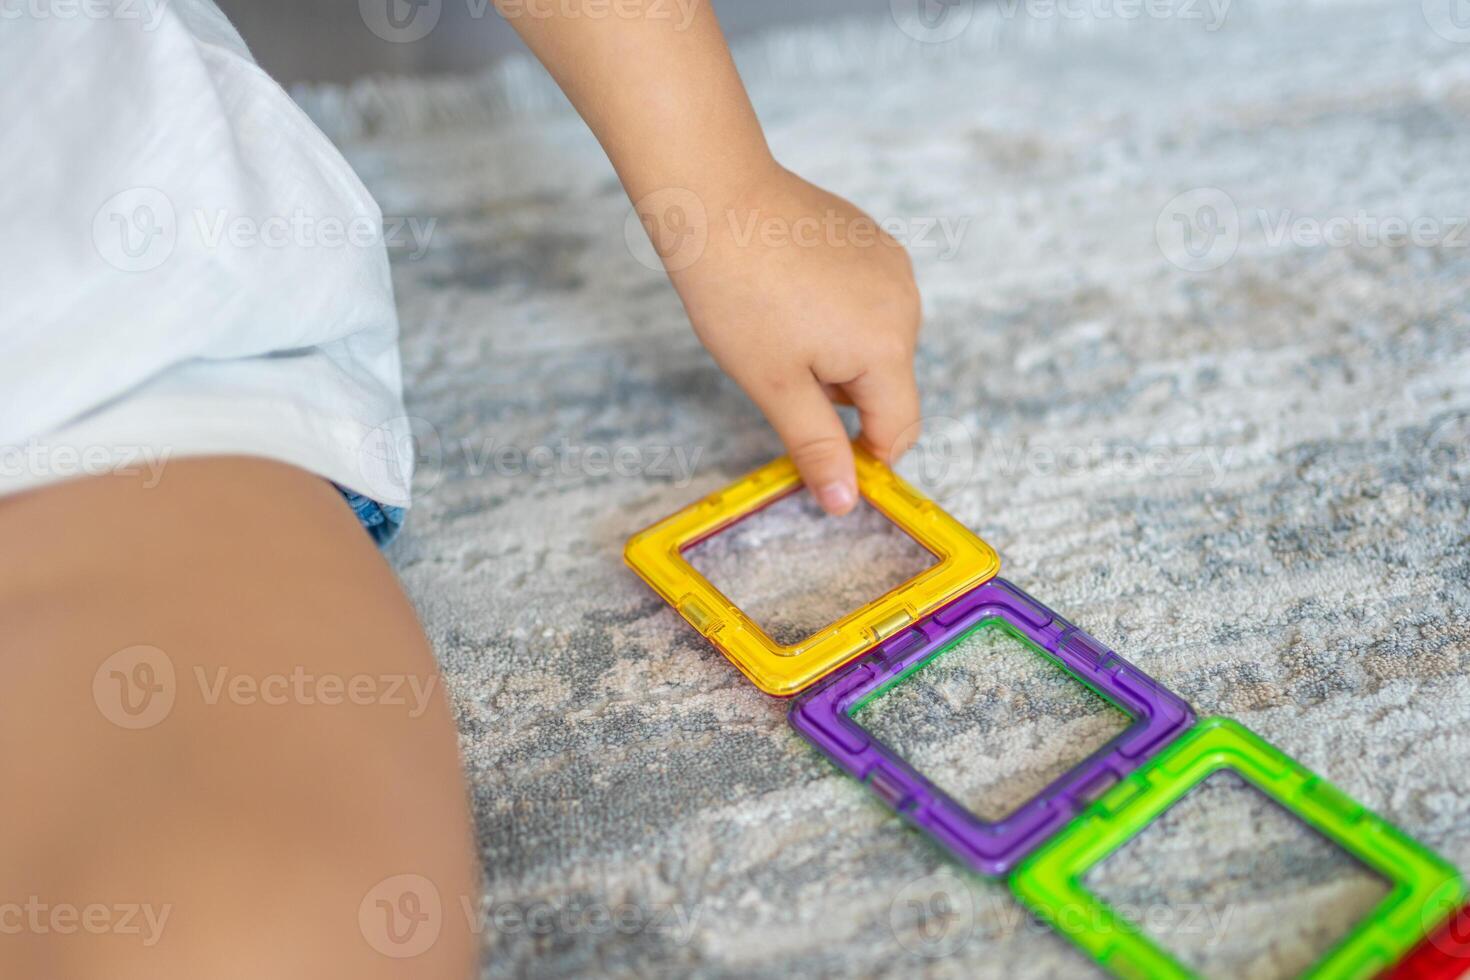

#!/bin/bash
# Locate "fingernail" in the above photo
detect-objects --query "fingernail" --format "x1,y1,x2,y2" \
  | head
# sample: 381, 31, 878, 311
817, 481, 857, 515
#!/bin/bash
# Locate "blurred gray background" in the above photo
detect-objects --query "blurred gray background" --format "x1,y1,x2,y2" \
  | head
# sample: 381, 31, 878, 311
216, 0, 894, 84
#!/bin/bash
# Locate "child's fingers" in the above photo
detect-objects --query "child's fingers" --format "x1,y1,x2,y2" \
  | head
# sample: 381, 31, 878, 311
820, 383, 854, 407
754, 377, 858, 516
844, 360, 922, 463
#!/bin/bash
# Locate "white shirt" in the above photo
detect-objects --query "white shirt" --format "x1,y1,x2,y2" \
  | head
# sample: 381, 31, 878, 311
0, 0, 415, 506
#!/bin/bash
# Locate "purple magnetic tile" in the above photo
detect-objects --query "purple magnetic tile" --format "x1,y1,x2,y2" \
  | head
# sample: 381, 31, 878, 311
787, 578, 1194, 876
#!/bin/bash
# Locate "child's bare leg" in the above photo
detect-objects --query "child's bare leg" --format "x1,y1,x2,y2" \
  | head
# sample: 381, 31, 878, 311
0, 457, 478, 979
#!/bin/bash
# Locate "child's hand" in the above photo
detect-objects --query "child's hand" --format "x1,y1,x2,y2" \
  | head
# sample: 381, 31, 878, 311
663, 164, 923, 516
499, 4, 920, 513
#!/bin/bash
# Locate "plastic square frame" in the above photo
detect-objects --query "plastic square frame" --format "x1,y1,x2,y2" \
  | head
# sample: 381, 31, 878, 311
788, 578, 1195, 875
624, 444, 1001, 697
1010, 717, 1467, 979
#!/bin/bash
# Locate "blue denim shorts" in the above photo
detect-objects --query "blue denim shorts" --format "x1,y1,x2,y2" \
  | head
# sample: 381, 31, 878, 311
338, 486, 407, 547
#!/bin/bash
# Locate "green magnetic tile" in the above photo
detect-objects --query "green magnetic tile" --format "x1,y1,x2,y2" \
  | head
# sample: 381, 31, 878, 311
1010, 717, 1466, 980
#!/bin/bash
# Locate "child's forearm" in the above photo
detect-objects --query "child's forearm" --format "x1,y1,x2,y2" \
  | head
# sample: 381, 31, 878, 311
499, 2, 923, 515
496, 1, 777, 208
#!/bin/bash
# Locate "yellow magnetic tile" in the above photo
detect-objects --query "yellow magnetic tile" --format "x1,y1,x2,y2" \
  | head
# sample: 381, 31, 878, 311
624, 444, 1001, 697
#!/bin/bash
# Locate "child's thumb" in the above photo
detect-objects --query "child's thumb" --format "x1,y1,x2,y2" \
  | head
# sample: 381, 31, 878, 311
757, 380, 858, 516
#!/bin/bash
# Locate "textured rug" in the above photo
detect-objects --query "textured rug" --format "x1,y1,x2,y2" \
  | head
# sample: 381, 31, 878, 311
306, 2, 1470, 975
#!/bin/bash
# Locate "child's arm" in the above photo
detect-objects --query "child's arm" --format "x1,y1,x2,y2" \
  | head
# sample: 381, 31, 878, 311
500, 2, 921, 515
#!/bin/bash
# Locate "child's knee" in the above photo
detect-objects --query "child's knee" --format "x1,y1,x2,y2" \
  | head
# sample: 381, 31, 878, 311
1, 704, 478, 980
0, 460, 478, 978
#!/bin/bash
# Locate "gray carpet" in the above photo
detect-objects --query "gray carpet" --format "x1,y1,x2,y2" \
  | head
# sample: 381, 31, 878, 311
308, 2, 1470, 975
